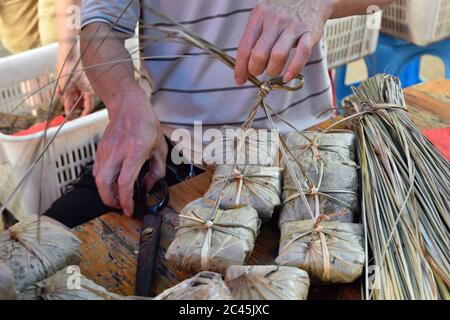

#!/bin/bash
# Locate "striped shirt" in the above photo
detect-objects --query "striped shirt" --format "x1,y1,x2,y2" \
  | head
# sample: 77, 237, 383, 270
81, 0, 333, 140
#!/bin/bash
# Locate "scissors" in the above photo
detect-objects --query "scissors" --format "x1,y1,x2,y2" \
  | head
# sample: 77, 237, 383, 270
134, 165, 169, 297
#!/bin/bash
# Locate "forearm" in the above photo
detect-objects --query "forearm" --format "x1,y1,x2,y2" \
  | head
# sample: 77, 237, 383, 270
328, 0, 394, 18
80, 22, 141, 111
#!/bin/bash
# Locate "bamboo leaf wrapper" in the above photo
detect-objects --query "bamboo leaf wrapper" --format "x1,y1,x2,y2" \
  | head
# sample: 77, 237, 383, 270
18, 267, 126, 300
165, 198, 260, 274
155, 271, 232, 300
225, 265, 310, 300
0, 217, 81, 292
205, 165, 283, 222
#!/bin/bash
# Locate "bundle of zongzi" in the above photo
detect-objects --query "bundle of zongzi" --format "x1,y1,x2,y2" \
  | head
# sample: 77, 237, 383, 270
204, 165, 283, 222
165, 198, 260, 274
0, 217, 81, 292
225, 265, 309, 300
276, 132, 365, 283
154, 271, 232, 300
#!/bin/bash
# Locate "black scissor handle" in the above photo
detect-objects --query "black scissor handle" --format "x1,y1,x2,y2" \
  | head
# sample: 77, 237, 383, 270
134, 165, 169, 218
146, 179, 169, 214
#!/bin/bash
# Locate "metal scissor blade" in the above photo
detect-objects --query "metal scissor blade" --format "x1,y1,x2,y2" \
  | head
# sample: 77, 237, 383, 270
135, 212, 162, 297
133, 167, 169, 296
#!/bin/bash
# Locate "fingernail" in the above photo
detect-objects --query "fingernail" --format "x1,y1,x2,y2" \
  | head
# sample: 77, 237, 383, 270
235, 78, 245, 85
283, 72, 293, 83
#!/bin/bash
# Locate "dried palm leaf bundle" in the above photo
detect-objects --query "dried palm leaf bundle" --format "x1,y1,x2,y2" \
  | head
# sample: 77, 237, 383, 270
18, 267, 126, 300
275, 131, 364, 283
0, 262, 17, 300
225, 265, 309, 300
165, 198, 260, 274
0, 217, 81, 292
205, 165, 283, 222
154, 271, 232, 300
203, 128, 280, 167
346, 74, 450, 300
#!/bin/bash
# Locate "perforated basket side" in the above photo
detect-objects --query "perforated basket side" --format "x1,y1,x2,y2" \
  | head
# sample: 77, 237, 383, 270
0, 40, 147, 215
0, 43, 57, 114
435, 0, 450, 41
53, 130, 99, 194
0, 110, 109, 214
382, 0, 450, 46
326, 13, 381, 69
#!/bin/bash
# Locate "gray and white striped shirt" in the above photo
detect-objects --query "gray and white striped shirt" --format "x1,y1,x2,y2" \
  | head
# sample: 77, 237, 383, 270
81, 0, 333, 134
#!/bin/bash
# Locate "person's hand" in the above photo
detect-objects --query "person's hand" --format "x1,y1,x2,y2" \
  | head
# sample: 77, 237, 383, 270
235, 0, 333, 84
56, 45, 95, 116
93, 85, 168, 217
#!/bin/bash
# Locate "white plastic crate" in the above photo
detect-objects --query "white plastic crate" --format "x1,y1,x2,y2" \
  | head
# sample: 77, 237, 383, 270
0, 43, 109, 215
326, 12, 382, 69
382, 0, 450, 46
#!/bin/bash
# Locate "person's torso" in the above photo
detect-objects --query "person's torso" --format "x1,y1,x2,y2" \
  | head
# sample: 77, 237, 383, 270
141, 0, 333, 134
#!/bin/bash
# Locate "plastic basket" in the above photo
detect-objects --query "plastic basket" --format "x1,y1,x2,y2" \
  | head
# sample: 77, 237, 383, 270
382, 0, 450, 46
0, 43, 109, 215
325, 12, 382, 69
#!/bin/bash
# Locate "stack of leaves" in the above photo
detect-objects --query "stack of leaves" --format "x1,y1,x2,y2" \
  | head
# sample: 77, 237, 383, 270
346, 74, 450, 300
